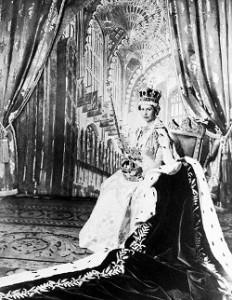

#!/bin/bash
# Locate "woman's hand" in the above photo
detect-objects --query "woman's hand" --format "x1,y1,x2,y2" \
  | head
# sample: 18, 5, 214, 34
121, 158, 144, 181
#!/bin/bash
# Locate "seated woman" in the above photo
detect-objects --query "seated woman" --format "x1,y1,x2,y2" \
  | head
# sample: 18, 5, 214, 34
1, 89, 232, 299
79, 88, 181, 252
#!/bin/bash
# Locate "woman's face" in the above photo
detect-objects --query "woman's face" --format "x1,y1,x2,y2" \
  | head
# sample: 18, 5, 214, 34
139, 103, 156, 123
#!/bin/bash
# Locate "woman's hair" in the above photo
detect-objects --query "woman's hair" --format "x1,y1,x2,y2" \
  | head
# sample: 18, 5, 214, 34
138, 88, 161, 114
137, 103, 160, 115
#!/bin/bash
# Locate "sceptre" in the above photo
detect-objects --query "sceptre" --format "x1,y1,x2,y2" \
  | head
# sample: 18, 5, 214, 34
107, 83, 143, 180
106, 82, 125, 154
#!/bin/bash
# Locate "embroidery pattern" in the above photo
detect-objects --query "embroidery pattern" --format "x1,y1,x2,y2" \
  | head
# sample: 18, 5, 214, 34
185, 164, 203, 254
0, 249, 130, 300
129, 222, 152, 253
3, 163, 222, 300
0, 221, 152, 300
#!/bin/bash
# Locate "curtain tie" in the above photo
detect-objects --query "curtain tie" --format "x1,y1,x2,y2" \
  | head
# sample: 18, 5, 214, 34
221, 124, 232, 153
0, 123, 10, 163
0, 138, 9, 163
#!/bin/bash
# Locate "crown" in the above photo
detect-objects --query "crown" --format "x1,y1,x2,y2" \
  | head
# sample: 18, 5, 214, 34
139, 88, 161, 102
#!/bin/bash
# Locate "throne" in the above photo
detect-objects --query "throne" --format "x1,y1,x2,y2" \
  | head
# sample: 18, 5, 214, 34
168, 117, 225, 207
168, 117, 219, 167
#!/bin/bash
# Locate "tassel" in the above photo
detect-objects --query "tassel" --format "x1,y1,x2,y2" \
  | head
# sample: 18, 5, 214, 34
0, 138, 10, 163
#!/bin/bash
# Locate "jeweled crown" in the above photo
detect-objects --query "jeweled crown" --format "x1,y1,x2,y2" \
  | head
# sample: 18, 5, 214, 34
139, 88, 161, 106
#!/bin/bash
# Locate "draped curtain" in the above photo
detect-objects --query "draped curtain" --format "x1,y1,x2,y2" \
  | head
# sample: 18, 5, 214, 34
168, 0, 232, 205
0, 0, 67, 195
0, 0, 93, 195
0, 0, 68, 127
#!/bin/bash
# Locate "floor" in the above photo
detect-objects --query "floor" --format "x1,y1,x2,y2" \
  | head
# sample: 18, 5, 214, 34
0, 195, 232, 278
0, 195, 94, 277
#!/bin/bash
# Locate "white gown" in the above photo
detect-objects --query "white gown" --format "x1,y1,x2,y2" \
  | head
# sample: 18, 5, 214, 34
79, 119, 181, 252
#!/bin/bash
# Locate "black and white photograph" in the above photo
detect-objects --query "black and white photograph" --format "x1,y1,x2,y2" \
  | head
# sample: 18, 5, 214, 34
0, 0, 232, 299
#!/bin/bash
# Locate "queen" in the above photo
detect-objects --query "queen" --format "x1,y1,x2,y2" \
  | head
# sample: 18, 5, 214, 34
79, 88, 182, 252
1, 89, 232, 299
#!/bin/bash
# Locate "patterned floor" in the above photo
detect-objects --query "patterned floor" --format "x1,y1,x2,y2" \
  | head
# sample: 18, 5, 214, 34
0, 196, 94, 277
0, 196, 231, 278
216, 209, 232, 249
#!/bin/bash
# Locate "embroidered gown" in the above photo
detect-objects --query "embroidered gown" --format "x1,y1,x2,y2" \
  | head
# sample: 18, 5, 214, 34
1, 121, 232, 299
1, 148, 232, 299
79, 118, 181, 252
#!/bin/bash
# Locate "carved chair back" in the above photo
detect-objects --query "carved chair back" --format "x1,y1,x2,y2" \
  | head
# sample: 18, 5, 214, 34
169, 118, 215, 166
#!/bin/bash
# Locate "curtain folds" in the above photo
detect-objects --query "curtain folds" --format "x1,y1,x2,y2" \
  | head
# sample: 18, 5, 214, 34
0, 0, 67, 128
0, 0, 92, 195
168, 0, 232, 205
0, 0, 67, 195
168, 0, 232, 133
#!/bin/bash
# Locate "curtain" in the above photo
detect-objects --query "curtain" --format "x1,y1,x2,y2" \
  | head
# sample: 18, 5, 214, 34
0, 0, 95, 195
0, 0, 68, 127
168, 0, 232, 205
0, 0, 67, 195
